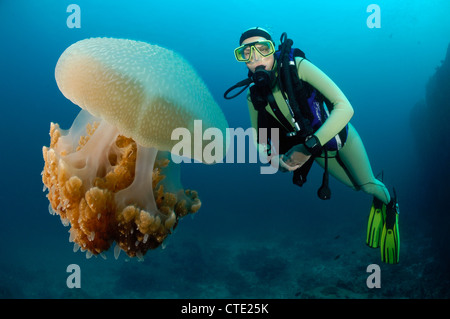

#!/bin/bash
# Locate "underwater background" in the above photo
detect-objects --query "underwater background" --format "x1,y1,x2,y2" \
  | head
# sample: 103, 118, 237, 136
0, 0, 449, 299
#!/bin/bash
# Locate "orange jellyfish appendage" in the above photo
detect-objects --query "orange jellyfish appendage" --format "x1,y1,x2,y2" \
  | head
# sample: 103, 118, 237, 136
42, 112, 201, 259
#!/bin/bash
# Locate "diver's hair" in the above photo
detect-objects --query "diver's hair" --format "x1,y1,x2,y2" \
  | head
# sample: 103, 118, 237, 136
239, 27, 273, 45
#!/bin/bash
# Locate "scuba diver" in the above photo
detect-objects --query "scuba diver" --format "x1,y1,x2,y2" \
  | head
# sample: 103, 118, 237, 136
224, 27, 400, 264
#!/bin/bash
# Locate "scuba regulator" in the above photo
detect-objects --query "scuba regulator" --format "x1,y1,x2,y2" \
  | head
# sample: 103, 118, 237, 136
252, 65, 274, 88
223, 65, 275, 99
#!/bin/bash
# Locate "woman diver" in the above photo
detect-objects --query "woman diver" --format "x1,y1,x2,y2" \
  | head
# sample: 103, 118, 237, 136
224, 27, 400, 264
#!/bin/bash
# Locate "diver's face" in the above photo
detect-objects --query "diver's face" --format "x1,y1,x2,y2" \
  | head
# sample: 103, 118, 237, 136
242, 36, 275, 73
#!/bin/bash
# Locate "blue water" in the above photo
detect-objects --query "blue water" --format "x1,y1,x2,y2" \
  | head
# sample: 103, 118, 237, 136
0, 0, 449, 299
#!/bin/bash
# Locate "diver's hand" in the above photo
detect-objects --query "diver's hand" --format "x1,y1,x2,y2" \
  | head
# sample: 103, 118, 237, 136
270, 154, 290, 172
282, 144, 311, 171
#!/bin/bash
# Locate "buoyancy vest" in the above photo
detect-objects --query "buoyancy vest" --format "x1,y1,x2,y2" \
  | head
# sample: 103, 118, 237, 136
250, 47, 348, 155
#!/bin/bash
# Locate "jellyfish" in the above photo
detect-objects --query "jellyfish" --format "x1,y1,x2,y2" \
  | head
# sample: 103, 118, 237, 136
42, 38, 228, 259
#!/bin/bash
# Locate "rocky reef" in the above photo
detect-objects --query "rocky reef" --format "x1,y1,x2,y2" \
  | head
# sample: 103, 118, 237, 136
410, 42, 450, 267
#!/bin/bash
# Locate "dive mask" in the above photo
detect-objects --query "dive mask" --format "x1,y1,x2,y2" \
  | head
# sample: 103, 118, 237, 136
234, 40, 275, 62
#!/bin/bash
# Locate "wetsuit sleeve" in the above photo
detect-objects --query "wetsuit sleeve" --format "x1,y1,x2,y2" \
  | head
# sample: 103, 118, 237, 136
297, 57, 354, 146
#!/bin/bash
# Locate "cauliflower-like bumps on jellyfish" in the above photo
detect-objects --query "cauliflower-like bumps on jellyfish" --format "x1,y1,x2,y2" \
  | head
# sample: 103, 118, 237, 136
42, 38, 228, 260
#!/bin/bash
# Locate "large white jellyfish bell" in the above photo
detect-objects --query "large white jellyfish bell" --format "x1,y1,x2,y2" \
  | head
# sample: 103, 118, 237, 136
42, 37, 228, 259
